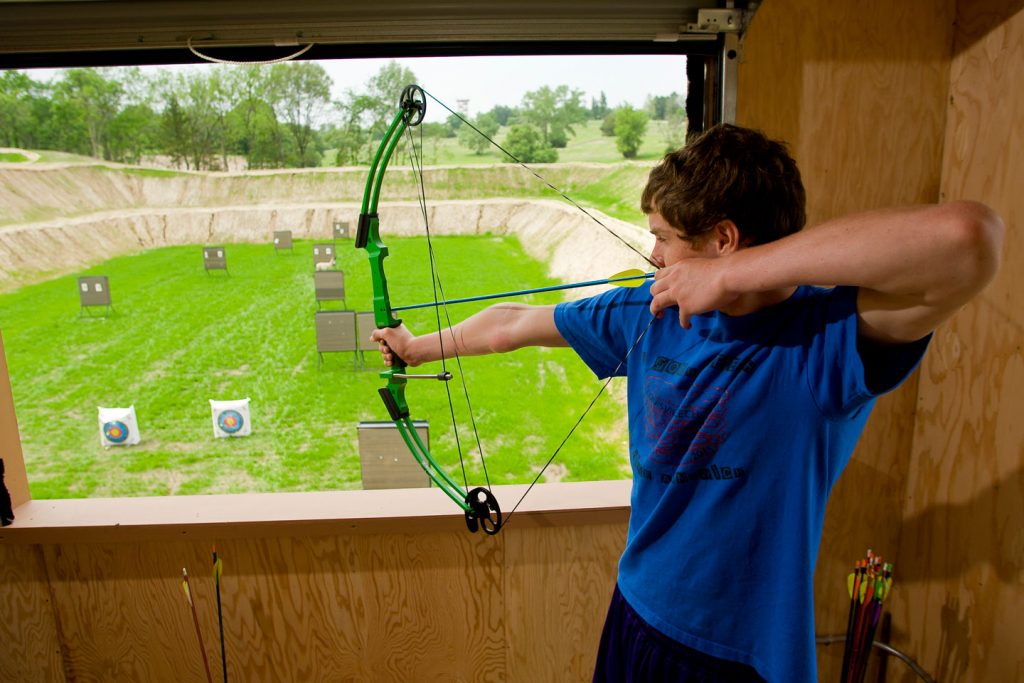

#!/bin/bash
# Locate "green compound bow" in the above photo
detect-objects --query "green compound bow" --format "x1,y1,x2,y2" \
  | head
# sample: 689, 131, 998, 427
355, 85, 658, 536
354, 85, 502, 535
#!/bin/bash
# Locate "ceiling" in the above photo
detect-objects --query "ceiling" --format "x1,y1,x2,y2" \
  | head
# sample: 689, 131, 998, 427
0, 0, 759, 68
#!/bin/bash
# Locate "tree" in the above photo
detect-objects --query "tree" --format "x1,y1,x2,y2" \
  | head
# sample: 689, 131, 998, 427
458, 112, 500, 155
52, 68, 124, 159
160, 94, 191, 169
662, 108, 687, 153
502, 124, 557, 163
227, 98, 286, 168
0, 71, 36, 148
548, 125, 568, 148
417, 122, 443, 138
444, 113, 463, 138
613, 105, 649, 159
590, 91, 610, 119
644, 92, 685, 120
321, 119, 367, 167
155, 70, 231, 170
487, 104, 515, 127
223, 66, 286, 168
519, 85, 587, 146
106, 103, 160, 164
600, 110, 616, 137
269, 62, 332, 167
359, 63, 418, 136
338, 61, 418, 163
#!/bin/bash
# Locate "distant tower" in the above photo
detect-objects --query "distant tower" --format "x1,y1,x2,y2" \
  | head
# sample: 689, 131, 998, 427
456, 99, 470, 116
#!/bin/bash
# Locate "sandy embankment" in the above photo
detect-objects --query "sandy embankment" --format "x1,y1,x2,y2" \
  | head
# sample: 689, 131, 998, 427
0, 163, 653, 293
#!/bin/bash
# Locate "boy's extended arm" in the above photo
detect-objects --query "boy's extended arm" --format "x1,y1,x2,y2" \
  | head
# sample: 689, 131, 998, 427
650, 200, 1005, 344
371, 303, 568, 367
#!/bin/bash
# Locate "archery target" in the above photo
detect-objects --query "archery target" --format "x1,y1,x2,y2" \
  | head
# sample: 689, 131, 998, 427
210, 398, 252, 438
98, 405, 141, 447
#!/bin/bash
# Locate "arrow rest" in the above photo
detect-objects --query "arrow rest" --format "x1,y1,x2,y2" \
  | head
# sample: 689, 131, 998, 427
464, 486, 502, 535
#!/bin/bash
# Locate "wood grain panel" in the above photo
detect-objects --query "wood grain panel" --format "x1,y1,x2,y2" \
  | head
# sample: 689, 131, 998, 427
38, 533, 510, 682
738, 1, 957, 679
0, 519, 625, 682
0, 330, 29, 508
740, 0, 955, 224
504, 523, 626, 682
893, 3, 1024, 681
0, 543, 64, 682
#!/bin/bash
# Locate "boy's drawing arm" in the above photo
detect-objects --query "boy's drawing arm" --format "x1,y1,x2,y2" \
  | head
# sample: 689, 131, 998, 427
650, 201, 1004, 344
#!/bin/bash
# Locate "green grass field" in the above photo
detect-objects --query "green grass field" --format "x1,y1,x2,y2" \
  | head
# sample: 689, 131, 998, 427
1, 236, 630, 499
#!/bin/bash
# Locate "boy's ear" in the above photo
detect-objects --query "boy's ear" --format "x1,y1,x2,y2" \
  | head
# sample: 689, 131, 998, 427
712, 220, 743, 254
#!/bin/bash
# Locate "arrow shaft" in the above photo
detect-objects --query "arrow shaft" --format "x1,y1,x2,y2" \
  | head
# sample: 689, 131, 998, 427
391, 272, 654, 313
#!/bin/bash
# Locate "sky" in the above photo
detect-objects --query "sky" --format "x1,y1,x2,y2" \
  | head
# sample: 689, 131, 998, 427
24, 54, 688, 124
315, 54, 688, 122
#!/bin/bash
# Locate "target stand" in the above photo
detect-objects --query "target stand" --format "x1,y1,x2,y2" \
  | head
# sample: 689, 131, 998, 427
333, 220, 350, 241
314, 270, 346, 309
202, 246, 228, 275
312, 243, 336, 271
357, 421, 431, 490
78, 276, 114, 317
314, 310, 358, 369
273, 230, 293, 254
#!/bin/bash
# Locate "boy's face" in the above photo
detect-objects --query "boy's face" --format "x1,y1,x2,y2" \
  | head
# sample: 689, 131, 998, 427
647, 212, 719, 268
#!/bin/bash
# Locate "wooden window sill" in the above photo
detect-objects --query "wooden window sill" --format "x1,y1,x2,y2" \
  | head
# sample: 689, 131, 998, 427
0, 479, 631, 544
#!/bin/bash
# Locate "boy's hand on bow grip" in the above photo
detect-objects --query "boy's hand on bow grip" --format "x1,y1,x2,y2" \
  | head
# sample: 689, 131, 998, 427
371, 324, 416, 367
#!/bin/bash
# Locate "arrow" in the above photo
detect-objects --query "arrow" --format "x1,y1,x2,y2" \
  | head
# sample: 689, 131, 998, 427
390, 269, 655, 313
182, 567, 214, 683
212, 546, 227, 683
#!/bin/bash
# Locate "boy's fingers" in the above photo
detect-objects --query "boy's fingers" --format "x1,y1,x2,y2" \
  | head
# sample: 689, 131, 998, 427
649, 290, 675, 317
679, 308, 691, 329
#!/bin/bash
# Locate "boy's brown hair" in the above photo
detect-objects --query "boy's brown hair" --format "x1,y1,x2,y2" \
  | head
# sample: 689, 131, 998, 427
641, 124, 806, 246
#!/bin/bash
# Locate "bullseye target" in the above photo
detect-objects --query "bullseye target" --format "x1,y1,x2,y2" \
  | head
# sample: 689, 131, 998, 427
210, 398, 252, 438
103, 421, 129, 443
98, 406, 141, 447
217, 410, 244, 434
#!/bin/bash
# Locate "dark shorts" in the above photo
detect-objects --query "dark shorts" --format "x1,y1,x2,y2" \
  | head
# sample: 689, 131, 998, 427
592, 585, 764, 683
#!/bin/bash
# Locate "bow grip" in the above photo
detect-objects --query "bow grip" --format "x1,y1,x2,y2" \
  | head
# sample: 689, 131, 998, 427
378, 387, 409, 421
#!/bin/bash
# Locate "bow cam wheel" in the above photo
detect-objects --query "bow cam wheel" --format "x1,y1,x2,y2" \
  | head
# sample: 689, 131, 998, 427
464, 486, 502, 535
400, 85, 427, 126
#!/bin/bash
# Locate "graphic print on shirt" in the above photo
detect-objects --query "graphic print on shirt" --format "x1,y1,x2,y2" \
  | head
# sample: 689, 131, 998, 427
643, 372, 730, 469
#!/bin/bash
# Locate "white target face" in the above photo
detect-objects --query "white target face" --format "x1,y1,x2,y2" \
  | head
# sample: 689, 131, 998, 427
98, 406, 141, 447
210, 398, 252, 438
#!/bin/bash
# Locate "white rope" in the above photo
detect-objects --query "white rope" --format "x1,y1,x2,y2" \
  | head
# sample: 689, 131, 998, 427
186, 37, 314, 66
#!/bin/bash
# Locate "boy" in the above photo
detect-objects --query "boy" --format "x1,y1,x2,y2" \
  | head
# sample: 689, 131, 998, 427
372, 124, 1003, 681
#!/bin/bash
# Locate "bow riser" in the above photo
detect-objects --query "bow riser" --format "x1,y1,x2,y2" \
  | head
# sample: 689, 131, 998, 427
359, 216, 403, 330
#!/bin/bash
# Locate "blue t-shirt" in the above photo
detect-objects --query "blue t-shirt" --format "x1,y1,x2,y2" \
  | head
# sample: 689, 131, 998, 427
554, 283, 928, 683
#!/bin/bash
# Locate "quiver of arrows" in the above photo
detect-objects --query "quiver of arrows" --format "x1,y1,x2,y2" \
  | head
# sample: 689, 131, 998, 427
840, 550, 892, 683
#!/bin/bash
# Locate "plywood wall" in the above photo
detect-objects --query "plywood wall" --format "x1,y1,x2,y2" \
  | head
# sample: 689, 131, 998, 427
892, 2, 1024, 681
0, 519, 626, 682
737, 0, 958, 679
741, 0, 1024, 680
0, 330, 29, 508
